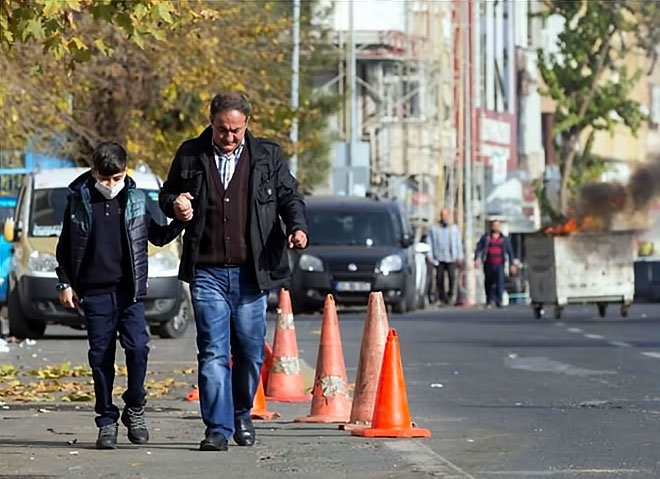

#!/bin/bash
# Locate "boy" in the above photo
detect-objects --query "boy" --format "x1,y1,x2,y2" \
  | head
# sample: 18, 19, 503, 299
55, 142, 183, 449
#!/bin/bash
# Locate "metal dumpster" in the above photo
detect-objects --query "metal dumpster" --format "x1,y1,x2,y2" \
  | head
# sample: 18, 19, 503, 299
525, 231, 635, 319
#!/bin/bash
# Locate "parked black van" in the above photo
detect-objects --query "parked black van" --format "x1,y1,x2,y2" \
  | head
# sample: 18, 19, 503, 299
288, 195, 418, 314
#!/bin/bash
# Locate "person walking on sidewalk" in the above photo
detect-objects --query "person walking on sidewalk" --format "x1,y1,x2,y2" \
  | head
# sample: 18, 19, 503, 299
473, 219, 516, 307
55, 142, 184, 449
159, 92, 309, 452
426, 208, 464, 305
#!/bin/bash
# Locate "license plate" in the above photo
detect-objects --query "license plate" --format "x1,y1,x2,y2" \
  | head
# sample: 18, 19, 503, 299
334, 281, 371, 292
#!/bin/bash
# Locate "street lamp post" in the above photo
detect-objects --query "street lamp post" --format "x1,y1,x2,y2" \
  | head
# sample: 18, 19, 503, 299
290, 0, 301, 178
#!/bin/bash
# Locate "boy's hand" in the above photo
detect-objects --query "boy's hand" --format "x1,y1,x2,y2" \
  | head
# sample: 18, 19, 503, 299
288, 230, 308, 249
173, 192, 194, 221
58, 288, 79, 309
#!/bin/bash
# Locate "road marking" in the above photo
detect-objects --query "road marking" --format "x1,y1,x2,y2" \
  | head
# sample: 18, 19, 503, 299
641, 352, 660, 360
583, 334, 604, 340
475, 469, 645, 477
608, 341, 631, 348
505, 356, 616, 377
384, 440, 476, 479
554, 322, 565, 327
567, 328, 582, 333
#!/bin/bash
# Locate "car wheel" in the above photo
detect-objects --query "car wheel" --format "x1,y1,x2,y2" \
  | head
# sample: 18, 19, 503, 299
155, 288, 192, 339
8, 288, 46, 339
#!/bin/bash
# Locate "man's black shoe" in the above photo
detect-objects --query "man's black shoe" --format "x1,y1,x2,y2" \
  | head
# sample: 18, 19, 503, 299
233, 418, 256, 446
200, 432, 229, 451
95, 423, 118, 450
121, 406, 149, 444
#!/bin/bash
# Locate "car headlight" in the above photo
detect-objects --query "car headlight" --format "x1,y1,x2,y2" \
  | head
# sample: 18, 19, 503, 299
148, 251, 179, 275
298, 254, 324, 272
28, 250, 58, 273
376, 254, 403, 275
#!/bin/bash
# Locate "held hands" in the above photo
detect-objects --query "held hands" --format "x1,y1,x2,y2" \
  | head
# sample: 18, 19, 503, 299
173, 192, 194, 222
58, 287, 79, 309
288, 230, 308, 249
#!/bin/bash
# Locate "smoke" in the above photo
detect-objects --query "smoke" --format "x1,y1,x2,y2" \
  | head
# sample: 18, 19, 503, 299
628, 155, 660, 211
574, 155, 660, 230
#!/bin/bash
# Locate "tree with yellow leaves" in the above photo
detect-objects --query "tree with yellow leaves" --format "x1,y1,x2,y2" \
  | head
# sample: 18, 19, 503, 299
1, 0, 339, 191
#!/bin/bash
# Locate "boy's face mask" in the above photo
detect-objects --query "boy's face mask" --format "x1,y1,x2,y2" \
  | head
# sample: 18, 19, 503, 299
93, 170, 126, 200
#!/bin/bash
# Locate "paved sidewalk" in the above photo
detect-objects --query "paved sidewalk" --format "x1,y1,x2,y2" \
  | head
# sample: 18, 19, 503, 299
0, 400, 432, 479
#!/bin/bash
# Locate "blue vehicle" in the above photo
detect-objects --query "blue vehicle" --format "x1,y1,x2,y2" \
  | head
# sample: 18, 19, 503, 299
0, 195, 17, 305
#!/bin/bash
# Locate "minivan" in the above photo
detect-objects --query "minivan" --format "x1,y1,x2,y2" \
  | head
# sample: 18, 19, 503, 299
288, 195, 421, 314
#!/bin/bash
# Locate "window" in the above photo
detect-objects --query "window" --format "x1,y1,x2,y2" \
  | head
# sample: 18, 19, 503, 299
307, 209, 401, 247
650, 83, 660, 125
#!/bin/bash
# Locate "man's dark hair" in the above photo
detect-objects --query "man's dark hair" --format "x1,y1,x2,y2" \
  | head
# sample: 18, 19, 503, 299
92, 142, 127, 176
210, 91, 250, 119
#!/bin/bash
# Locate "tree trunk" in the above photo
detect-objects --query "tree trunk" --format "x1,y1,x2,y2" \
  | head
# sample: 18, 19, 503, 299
559, 138, 577, 214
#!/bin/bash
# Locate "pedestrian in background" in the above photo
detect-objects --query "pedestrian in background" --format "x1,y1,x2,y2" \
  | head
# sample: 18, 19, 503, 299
473, 219, 516, 308
55, 142, 184, 449
426, 208, 464, 306
159, 92, 308, 452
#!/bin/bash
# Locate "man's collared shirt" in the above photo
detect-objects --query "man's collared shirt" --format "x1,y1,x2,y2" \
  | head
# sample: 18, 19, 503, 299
212, 140, 245, 188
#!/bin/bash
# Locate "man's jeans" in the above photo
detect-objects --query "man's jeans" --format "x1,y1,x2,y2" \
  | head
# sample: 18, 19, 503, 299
435, 262, 457, 304
483, 264, 505, 305
190, 266, 267, 440
82, 289, 149, 427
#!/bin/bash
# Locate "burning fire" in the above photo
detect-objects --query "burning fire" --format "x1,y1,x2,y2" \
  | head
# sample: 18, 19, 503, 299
544, 215, 605, 235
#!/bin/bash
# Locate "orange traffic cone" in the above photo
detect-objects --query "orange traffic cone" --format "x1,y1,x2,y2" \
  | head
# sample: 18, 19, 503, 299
265, 289, 311, 402
251, 375, 280, 420
295, 295, 351, 423
339, 292, 390, 431
352, 329, 431, 438
261, 340, 273, 391
185, 386, 199, 402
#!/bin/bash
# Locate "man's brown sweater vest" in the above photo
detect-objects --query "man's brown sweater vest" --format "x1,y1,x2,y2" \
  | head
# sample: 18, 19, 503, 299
197, 147, 250, 266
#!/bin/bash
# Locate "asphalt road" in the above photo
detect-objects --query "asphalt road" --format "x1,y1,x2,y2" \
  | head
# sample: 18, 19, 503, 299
1, 302, 659, 478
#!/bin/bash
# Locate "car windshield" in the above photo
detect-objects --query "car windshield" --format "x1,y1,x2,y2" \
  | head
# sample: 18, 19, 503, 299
29, 188, 167, 237
308, 209, 401, 246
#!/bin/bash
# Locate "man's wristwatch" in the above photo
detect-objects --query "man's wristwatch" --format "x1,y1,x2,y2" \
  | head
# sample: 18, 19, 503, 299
56, 282, 71, 292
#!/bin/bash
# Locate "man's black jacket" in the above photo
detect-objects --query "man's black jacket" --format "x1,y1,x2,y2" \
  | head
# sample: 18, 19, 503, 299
159, 127, 308, 289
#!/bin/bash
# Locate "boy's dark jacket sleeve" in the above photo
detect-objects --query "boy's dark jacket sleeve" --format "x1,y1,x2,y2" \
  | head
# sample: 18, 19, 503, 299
55, 203, 72, 285
147, 214, 186, 247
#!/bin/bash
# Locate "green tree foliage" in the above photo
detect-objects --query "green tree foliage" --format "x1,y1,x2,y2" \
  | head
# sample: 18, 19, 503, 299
537, 0, 659, 214
0, 0, 339, 191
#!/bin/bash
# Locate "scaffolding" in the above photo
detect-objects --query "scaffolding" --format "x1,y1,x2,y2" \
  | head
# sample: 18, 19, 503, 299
317, 0, 458, 225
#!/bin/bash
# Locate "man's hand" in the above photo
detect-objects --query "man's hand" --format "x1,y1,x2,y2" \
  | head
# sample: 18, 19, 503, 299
58, 287, 79, 309
173, 192, 194, 222
288, 230, 308, 249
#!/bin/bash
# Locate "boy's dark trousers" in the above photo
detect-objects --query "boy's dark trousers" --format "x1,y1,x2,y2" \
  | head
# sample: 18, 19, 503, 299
483, 263, 505, 305
82, 288, 149, 427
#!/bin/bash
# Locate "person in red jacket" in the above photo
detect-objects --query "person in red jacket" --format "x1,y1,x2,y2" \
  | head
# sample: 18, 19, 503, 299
473, 220, 516, 307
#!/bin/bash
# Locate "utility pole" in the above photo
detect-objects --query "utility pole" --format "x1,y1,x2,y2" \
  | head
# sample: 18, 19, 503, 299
463, 0, 475, 305
290, 0, 301, 178
347, 0, 357, 195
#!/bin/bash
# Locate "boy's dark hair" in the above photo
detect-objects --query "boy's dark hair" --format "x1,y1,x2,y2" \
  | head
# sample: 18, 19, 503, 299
92, 142, 127, 176
210, 91, 250, 119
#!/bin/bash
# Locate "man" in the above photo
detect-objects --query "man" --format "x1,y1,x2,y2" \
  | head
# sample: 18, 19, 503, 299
473, 219, 516, 308
426, 208, 464, 305
55, 142, 183, 449
159, 92, 308, 452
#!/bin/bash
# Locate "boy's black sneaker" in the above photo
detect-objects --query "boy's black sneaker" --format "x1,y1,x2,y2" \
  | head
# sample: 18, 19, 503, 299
121, 406, 150, 444
96, 423, 118, 449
